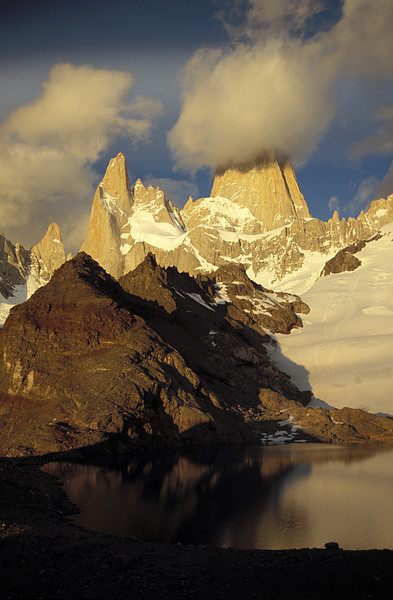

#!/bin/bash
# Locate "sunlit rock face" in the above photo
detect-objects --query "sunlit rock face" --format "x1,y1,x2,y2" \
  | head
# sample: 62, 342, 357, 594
80, 153, 134, 279
209, 155, 311, 231
30, 222, 66, 286
80, 153, 186, 278
179, 155, 310, 240
79, 153, 393, 292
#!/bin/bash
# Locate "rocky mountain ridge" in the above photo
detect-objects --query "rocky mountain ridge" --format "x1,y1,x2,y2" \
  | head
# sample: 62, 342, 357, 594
1, 151, 393, 446
80, 154, 185, 280
80, 153, 393, 293
0, 252, 308, 455
0, 223, 66, 324
2, 152, 393, 313
1, 253, 393, 457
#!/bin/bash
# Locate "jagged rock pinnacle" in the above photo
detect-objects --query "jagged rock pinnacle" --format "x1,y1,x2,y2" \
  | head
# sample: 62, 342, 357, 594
78, 153, 393, 287
80, 153, 134, 279
210, 155, 311, 231
101, 152, 133, 213
30, 222, 66, 284
329, 210, 340, 224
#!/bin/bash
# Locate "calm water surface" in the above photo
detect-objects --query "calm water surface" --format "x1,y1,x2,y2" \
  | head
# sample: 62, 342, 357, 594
44, 443, 393, 550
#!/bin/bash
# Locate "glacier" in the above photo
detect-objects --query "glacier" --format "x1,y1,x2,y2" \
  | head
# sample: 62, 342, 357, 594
269, 224, 393, 415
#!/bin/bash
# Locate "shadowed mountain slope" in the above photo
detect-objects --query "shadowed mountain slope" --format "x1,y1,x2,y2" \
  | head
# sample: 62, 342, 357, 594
0, 253, 309, 456
1, 253, 393, 457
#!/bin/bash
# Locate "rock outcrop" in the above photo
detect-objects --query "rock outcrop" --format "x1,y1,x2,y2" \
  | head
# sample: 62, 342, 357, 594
0, 252, 312, 456
258, 394, 393, 445
320, 233, 383, 277
1, 253, 393, 457
212, 262, 309, 335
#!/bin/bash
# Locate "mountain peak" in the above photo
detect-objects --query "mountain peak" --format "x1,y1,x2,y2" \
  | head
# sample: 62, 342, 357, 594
119, 252, 213, 315
6, 251, 135, 331
77, 152, 393, 290
329, 210, 340, 223
80, 153, 134, 279
30, 222, 66, 286
100, 152, 133, 212
210, 155, 311, 231
31, 222, 64, 254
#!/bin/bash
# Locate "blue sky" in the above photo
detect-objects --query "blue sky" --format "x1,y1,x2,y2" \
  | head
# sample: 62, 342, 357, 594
1, 0, 393, 250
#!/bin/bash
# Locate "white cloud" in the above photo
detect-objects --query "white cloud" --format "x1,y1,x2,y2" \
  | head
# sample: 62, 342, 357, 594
168, 40, 337, 171
352, 104, 393, 163
332, 0, 393, 80
346, 176, 379, 214
0, 63, 163, 250
328, 196, 340, 212
168, 0, 393, 174
350, 102, 393, 205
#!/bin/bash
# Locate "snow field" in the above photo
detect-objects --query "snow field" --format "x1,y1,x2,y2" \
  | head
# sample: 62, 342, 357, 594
269, 224, 393, 415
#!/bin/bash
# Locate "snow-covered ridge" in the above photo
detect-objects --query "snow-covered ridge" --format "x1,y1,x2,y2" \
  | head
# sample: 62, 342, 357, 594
257, 246, 341, 296
83, 153, 393, 292
182, 195, 264, 234
269, 223, 393, 415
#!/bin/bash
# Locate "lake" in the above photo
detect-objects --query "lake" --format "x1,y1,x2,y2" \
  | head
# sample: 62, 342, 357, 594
44, 443, 393, 550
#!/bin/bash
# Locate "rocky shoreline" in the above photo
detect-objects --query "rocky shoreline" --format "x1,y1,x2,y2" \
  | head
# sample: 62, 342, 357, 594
1, 453, 393, 600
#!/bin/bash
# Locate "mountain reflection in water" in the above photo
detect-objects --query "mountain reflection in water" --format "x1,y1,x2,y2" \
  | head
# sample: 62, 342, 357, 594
44, 443, 393, 550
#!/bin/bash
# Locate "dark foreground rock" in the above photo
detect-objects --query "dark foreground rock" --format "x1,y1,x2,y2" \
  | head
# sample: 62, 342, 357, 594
1, 456, 393, 600
0, 253, 312, 457
1, 252, 393, 457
